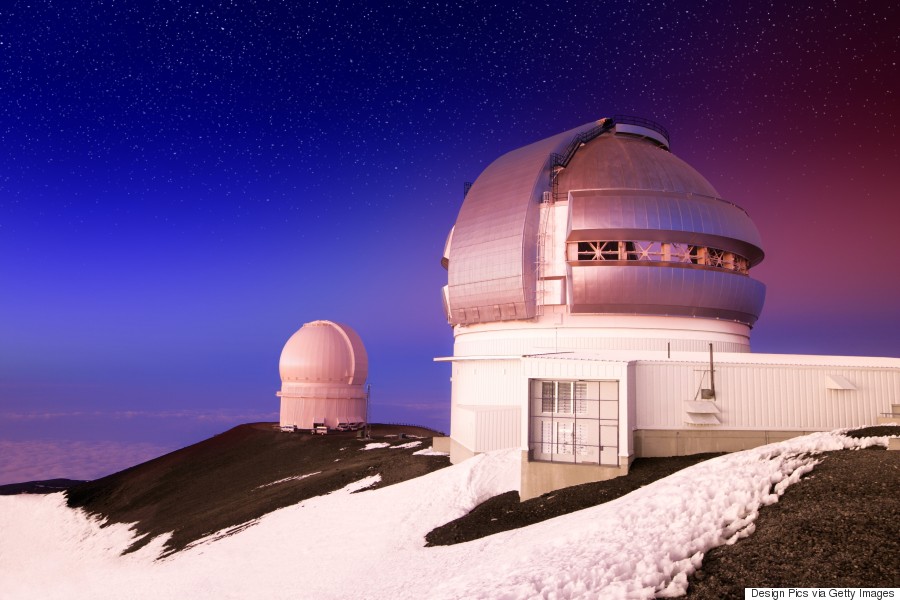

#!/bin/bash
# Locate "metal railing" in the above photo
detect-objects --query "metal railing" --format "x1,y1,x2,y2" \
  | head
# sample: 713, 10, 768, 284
612, 114, 671, 145
552, 119, 616, 171
549, 118, 616, 202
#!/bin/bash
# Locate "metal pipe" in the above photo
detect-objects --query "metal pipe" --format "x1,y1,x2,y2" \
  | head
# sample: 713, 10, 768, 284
365, 384, 371, 439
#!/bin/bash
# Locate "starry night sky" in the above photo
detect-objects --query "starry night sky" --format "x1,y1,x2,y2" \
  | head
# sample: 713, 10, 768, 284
1, 1, 898, 483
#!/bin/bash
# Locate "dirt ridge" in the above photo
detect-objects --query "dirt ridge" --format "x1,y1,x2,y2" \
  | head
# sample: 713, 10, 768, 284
65, 422, 449, 555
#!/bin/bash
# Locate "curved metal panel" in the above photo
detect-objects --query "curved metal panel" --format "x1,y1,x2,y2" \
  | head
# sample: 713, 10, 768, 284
333, 322, 369, 386
567, 265, 766, 326
567, 190, 764, 262
447, 121, 601, 325
615, 123, 669, 148
559, 135, 718, 196
559, 135, 764, 263
441, 226, 454, 269
446, 117, 767, 327
279, 320, 368, 385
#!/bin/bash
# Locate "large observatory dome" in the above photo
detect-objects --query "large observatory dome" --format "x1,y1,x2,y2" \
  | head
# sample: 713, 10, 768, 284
279, 320, 368, 385
436, 117, 900, 495
441, 116, 766, 337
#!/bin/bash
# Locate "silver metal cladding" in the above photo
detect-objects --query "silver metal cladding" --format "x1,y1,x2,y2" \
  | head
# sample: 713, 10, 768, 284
444, 117, 767, 327
447, 121, 600, 325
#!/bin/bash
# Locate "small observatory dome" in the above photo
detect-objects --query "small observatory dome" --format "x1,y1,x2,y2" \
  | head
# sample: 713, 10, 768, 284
277, 320, 368, 431
279, 320, 368, 385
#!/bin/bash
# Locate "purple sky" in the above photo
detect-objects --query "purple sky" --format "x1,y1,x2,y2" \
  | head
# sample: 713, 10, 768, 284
1, 1, 898, 483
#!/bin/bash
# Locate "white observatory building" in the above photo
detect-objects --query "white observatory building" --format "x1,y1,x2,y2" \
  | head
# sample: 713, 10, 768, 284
277, 320, 368, 431
436, 116, 900, 499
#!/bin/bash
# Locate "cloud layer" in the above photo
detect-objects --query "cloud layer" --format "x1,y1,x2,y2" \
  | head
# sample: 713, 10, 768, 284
0, 409, 282, 485
0, 439, 174, 485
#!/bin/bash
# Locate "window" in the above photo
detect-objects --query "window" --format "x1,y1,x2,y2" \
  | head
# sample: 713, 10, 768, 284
557, 382, 573, 413
707, 248, 726, 268
530, 379, 619, 466
576, 241, 621, 261
687, 245, 701, 264
557, 422, 573, 455
571, 240, 750, 274
624, 241, 639, 261
541, 421, 553, 454
575, 382, 588, 414
575, 423, 589, 456
542, 381, 576, 413
600, 242, 620, 260
577, 241, 598, 260
541, 382, 555, 413
631, 241, 663, 262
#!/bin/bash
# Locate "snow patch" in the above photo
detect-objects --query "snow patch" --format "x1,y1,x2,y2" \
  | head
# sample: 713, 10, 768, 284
254, 472, 321, 490
392, 441, 422, 449
341, 474, 381, 493
0, 431, 888, 599
413, 447, 449, 456
360, 442, 390, 450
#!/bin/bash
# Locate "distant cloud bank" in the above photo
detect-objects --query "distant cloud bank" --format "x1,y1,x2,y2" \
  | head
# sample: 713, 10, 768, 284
0, 409, 280, 485
0, 439, 173, 485
0, 409, 279, 422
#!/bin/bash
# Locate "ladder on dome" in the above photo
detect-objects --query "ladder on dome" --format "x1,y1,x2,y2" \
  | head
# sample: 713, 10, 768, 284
536, 118, 617, 315
535, 196, 551, 316
549, 117, 616, 203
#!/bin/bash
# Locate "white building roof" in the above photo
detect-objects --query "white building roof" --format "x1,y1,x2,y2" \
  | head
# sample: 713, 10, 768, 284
523, 349, 900, 369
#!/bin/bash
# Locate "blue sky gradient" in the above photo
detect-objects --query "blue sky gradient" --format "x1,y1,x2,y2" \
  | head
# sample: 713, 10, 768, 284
1, 0, 898, 482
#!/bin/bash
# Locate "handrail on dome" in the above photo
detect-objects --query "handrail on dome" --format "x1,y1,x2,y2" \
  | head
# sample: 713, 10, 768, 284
612, 114, 671, 146
550, 119, 616, 173
548, 118, 616, 202
547, 116, 671, 203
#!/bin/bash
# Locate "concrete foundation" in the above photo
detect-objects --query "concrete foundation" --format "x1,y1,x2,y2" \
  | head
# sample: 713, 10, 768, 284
520, 451, 631, 501
633, 429, 819, 457
447, 437, 476, 464
445, 425, 899, 501
431, 436, 451, 454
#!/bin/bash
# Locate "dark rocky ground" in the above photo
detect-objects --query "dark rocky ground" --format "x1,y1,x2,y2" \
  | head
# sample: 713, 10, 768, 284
425, 452, 725, 546
7, 423, 897, 594
0, 478, 86, 495
64, 423, 449, 556
687, 426, 900, 596
427, 425, 900, 595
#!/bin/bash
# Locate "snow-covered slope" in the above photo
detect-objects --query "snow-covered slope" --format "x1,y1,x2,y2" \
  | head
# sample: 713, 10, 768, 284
0, 431, 890, 600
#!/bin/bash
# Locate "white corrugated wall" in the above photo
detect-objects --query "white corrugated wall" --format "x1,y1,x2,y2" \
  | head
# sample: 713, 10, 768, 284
454, 335, 747, 356
451, 359, 524, 407
279, 397, 366, 429
635, 361, 900, 430
474, 406, 521, 452
450, 359, 524, 453
450, 404, 476, 451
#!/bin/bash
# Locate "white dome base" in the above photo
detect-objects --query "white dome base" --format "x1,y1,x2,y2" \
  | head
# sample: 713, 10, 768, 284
279, 396, 366, 430
453, 313, 752, 357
